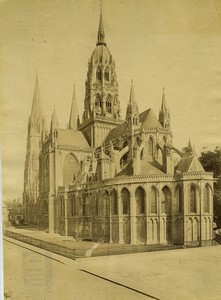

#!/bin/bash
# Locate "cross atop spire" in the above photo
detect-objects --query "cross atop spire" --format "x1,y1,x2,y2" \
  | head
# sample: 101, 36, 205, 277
97, 2, 106, 46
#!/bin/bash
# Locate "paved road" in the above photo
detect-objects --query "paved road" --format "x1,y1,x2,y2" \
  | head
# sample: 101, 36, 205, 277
3, 238, 153, 300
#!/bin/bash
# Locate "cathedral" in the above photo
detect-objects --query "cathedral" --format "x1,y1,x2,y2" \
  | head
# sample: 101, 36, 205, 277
23, 11, 214, 247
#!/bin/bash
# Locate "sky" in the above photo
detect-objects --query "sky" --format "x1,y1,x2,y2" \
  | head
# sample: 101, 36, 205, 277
1, 0, 221, 200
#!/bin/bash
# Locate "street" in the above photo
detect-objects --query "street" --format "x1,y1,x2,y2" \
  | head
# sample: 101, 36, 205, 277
3, 238, 152, 300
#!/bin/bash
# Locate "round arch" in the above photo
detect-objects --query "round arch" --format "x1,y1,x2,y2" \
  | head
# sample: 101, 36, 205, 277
135, 186, 145, 215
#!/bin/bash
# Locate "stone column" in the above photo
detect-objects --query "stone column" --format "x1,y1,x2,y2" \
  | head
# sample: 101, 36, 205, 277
130, 194, 137, 244
109, 196, 113, 243
183, 183, 188, 246
48, 194, 54, 234
64, 193, 68, 237
145, 189, 149, 244
118, 194, 124, 244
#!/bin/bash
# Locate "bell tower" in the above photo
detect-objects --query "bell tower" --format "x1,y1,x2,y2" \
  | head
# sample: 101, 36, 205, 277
79, 10, 122, 148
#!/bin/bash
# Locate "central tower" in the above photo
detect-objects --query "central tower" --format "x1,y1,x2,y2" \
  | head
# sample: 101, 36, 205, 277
79, 11, 122, 148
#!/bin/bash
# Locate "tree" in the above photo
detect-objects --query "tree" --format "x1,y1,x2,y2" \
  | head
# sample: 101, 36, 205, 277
199, 147, 221, 228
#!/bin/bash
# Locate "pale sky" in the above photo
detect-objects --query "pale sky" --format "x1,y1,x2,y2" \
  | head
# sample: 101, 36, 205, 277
1, 0, 221, 199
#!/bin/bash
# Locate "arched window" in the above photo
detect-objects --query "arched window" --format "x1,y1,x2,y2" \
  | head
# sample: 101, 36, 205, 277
135, 187, 145, 214
203, 185, 210, 213
95, 94, 102, 108
106, 95, 112, 113
121, 188, 130, 215
190, 185, 197, 213
148, 137, 154, 156
103, 191, 109, 216
82, 195, 88, 216
162, 186, 171, 215
60, 196, 65, 216
104, 68, 109, 81
157, 148, 163, 164
150, 187, 157, 214
176, 186, 182, 213
96, 67, 102, 81
111, 190, 118, 215
63, 154, 79, 187
70, 194, 76, 216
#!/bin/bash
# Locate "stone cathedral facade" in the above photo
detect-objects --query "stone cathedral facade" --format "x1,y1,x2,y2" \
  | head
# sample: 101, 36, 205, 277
23, 12, 214, 247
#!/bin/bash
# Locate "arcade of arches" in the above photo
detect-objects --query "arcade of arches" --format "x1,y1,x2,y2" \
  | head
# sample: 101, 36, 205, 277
56, 182, 213, 246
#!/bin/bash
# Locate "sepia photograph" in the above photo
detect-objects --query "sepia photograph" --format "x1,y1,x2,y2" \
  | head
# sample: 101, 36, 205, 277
1, 0, 221, 299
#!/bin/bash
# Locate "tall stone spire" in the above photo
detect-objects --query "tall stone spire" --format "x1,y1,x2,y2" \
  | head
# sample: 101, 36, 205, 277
97, 5, 106, 46
79, 3, 122, 148
68, 85, 79, 130
159, 87, 170, 128
28, 75, 44, 135
23, 75, 45, 224
30, 75, 42, 120
50, 105, 59, 130
126, 80, 139, 125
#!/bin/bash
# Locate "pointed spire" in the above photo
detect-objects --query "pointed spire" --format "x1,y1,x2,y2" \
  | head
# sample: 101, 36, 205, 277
161, 86, 167, 111
30, 75, 43, 121
69, 84, 79, 130
188, 138, 192, 150
51, 105, 59, 130
159, 86, 170, 128
97, 2, 106, 46
129, 79, 136, 105
126, 80, 139, 123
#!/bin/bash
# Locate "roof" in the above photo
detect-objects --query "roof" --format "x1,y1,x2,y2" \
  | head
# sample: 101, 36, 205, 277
175, 155, 205, 173
115, 159, 165, 177
139, 159, 165, 175
57, 129, 90, 148
105, 108, 162, 143
105, 121, 128, 143
139, 109, 162, 129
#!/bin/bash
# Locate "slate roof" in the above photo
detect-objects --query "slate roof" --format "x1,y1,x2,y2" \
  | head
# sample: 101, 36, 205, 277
115, 159, 165, 177
175, 155, 205, 173
139, 109, 162, 129
105, 121, 128, 143
105, 108, 162, 143
57, 129, 90, 148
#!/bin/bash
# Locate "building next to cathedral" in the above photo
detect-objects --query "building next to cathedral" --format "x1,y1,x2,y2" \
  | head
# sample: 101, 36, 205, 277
23, 10, 214, 247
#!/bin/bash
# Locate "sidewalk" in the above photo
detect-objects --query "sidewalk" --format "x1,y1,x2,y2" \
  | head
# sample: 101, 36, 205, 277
4, 226, 182, 258
4, 226, 95, 257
